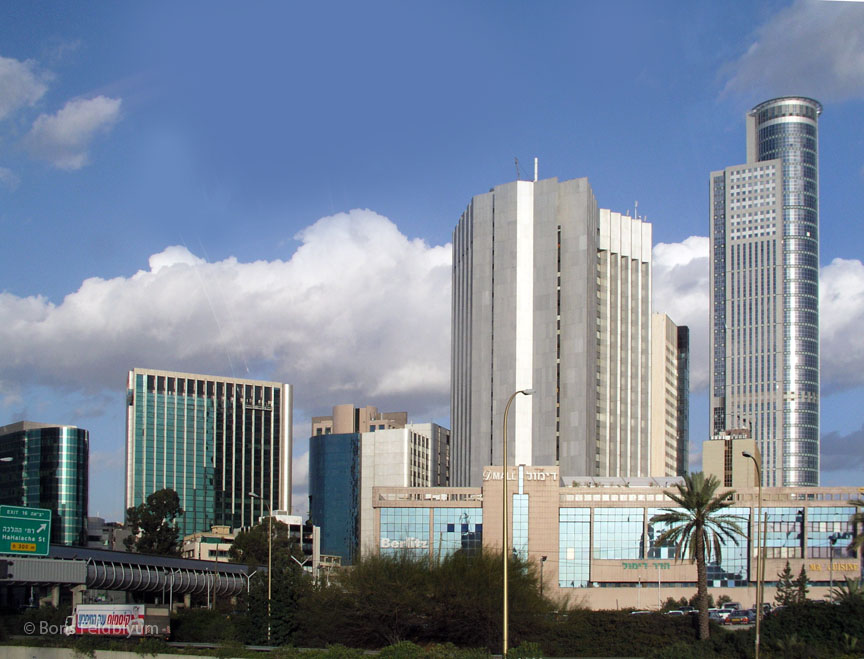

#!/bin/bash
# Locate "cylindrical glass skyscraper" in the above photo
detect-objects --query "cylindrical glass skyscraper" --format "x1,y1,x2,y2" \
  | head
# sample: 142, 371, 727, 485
750, 97, 821, 486
710, 97, 821, 487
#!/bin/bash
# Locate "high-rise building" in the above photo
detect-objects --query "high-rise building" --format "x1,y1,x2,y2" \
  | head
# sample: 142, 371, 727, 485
451, 176, 653, 486
308, 418, 449, 564
709, 97, 821, 487
0, 421, 89, 546
311, 404, 407, 435
125, 368, 293, 536
649, 314, 690, 477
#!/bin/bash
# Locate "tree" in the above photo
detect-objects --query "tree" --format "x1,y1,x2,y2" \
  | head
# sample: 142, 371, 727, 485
850, 498, 864, 554
775, 561, 797, 606
775, 561, 810, 606
829, 576, 864, 605
229, 517, 301, 567
124, 488, 184, 556
649, 472, 745, 640
793, 564, 810, 603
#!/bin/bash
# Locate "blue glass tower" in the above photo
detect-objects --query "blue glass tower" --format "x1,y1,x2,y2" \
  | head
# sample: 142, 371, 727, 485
126, 369, 292, 537
308, 433, 360, 564
0, 421, 89, 546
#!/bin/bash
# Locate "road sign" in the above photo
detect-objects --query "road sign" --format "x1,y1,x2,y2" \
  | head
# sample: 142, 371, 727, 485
0, 505, 51, 556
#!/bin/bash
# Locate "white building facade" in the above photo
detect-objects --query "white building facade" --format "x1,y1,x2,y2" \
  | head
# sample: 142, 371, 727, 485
451, 176, 654, 486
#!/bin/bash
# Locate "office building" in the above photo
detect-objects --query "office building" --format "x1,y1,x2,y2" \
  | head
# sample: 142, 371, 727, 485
308, 418, 449, 564
710, 97, 822, 487
311, 404, 407, 435
451, 176, 653, 486
649, 314, 689, 477
371, 466, 860, 609
702, 428, 760, 489
0, 421, 89, 546
596, 209, 652, 477
86, 517, 131, 551
125, 368, 292, 537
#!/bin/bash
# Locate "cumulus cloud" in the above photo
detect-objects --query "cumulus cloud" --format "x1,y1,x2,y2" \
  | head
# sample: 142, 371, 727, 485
652, 237, 864, 396
652, 236, 710, 390
821, 424, 864, 473
0, 210, 452, 419
0, 55, 48, 121
820, 257, 864, 392
24, 96, 122, 170
722, 0, 864, 102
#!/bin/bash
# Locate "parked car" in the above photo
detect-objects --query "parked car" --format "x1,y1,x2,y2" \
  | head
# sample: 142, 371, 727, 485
665, 610, 685, 616
720, 601, 742, 611
678, 605, 697, 615
630, 610, 653, 615
724, 609, 753, 625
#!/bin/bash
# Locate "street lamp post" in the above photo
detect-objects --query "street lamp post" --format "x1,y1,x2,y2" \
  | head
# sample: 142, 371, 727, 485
540, 555, 547, 599
742, 451, 763, 659
248, 491, 273, 644
829, 533, 839, 593
502, 387, 533, 657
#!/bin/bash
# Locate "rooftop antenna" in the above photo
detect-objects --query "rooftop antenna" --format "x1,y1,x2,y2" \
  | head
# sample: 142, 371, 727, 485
634, 200, 639, 219
534, 157, 538, 182
514, 157, 522, 180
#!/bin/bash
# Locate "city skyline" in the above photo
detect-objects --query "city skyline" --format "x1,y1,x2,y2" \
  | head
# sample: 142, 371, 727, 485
1, 2, 863, 520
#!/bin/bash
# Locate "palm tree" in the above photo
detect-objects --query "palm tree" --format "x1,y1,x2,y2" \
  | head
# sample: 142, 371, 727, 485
829, 576, 864, 605
850, 498, 864, 553
650, 472, 745, 640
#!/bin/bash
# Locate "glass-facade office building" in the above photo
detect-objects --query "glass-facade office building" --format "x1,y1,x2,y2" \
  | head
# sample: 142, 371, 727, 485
370, 466, 861, 609
308, 433, 361, 564
0, 421, 89, 546
710, 97, 822, 487
125, 369, 292, 537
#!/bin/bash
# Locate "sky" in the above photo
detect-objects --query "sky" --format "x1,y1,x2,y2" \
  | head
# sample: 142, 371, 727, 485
1, 1, 863, 522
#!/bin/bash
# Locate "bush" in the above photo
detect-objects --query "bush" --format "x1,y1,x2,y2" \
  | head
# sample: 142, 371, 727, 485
170, 607, 241, 643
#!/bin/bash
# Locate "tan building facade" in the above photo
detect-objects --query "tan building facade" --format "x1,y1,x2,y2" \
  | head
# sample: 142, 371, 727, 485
371, 467, 861, 610
703, 429, 760, 489
312, 404, 407, 436
649, 313, 688, 477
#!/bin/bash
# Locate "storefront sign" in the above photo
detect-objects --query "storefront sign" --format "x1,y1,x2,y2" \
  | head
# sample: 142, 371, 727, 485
622, 561, 671, 570
380, 537, 428, 549
809, 562, 857, 572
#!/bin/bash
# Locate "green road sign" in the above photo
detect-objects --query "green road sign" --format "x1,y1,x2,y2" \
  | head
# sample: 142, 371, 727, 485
0, 505, 51, 556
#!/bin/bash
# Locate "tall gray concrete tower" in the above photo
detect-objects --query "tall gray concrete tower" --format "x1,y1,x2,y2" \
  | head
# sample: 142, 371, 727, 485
709, 97, 821, 487
451, 177, 652, 486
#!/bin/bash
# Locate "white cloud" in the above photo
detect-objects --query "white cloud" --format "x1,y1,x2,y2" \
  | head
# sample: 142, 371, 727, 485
0, 209, 452, 419
0, 166, 20, 190
652, 237, 864, 396
652, 236, 711, 390
24, 96, 122, 170
0, 55, 48, 121
820, 257, 864, 392
722, 0, 864, 102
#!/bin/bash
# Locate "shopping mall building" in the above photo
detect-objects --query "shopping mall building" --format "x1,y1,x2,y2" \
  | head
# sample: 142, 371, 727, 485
368, 465, 861, 610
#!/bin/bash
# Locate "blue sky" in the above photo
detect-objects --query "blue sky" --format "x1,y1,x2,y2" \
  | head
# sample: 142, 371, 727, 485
1, 1, 863, 521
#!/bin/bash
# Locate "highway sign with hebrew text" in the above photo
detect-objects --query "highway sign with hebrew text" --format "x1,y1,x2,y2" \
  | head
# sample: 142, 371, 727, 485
0, 505, 51, 556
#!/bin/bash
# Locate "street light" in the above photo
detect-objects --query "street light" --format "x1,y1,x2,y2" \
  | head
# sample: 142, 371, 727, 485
540, 555, 548, 599
248, 491, 272, 644
502, 387, 534, 657
742, 450, 764, 659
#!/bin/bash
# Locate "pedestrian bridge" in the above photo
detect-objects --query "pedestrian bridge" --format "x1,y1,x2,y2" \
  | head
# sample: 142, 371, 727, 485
2, 545, 253, 598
